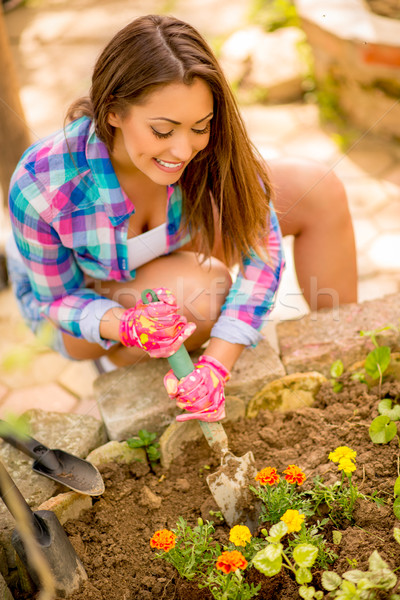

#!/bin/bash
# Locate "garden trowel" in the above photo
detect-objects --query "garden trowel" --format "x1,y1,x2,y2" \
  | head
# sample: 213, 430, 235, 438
143, 289, 260, 531
0, 420, 104, 496
0, 459, 87, 597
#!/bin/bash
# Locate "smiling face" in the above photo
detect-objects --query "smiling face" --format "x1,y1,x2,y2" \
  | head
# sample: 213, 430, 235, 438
107, 78, 214, 185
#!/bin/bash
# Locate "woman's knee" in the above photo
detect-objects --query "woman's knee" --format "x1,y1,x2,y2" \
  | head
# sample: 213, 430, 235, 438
270, 158, 351, 234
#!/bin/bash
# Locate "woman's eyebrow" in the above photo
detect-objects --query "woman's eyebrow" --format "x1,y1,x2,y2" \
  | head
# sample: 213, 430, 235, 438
149, 112, 214, 125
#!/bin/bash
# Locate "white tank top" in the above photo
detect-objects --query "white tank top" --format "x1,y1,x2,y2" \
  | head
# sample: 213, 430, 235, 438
127, 223, 167, 270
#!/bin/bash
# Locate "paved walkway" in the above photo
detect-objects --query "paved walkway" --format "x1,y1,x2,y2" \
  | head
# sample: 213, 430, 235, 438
1, 0, 399, 422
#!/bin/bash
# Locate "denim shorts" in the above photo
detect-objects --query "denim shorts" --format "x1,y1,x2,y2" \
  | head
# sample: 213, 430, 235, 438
5, 236, 72, 359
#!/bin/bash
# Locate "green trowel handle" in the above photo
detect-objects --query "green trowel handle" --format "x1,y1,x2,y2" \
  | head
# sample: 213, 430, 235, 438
141, 289, 229, 452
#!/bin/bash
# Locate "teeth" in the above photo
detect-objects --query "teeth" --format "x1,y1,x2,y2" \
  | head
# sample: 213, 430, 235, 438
156, 158, 183, 169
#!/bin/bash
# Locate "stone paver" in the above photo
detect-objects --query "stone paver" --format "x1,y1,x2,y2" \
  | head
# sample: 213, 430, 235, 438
0, 383, 78, 417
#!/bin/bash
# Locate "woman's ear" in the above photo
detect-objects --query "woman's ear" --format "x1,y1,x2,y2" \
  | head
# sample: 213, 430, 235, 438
107, 111, 121, 127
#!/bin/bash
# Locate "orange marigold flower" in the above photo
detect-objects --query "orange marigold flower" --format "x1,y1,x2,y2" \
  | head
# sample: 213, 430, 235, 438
255, 467, 279, 486
283, 464, 306, 486
150, 529, 176, 552
216, 550, 248, 574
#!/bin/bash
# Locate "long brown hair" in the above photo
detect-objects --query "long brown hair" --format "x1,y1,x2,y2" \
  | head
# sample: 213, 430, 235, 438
67, 14, 273, 267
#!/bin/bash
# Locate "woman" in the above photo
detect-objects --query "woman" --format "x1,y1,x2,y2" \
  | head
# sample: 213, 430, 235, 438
7, 15, 357, 422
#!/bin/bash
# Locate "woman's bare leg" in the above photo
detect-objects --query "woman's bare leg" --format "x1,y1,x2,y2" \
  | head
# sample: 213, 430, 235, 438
268, 157, 358, 310
63, 251, 232, 363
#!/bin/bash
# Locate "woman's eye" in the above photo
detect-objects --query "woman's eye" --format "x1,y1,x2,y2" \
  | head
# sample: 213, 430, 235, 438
151, 128, 173, 139
192, 122, 211, 135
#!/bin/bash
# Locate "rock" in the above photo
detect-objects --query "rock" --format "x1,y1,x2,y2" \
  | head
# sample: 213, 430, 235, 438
277, 293, 400, 376
219, 25, 265, 83
86, 440, 146, 466
245, 27, 308, 103
139, 485, 161, 509
247, 372, 327, 418
0, 410, 106, 571
94, 339, 284, 441
37, 491, 92, 525
0, 573, 13, 600
174, 479, 190, 493
159, 420, 203, 469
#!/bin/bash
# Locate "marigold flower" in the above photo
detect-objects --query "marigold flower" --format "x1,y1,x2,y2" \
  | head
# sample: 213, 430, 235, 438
150, 529, 176, 552
283, 464, 306, 486
329, 446, 357, 463
229, 525, 252, 547
216, 550, 248, 574
280, 509, 305, 533
255, 467, 279, 486
337, 457, 357, 474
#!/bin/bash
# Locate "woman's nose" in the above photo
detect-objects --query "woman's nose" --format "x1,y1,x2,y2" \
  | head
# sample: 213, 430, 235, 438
171, 133, 193, 162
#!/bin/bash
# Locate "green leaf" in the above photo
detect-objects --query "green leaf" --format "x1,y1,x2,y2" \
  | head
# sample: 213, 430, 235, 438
394, 479, 400, 498
365, 346, 391, 379
321, 571, 342, 591
369, 550, 389, 572
315, 593, 323, 600
393, 496, 400, 520
342, 570, 365, 584
296, 567, 313, 584
378, 399, 400, 422
330, 359, 344, 378
293, 544, 319, 568
393, 527, 400, 545
332, 530, 342, 545
268, 521, 288, 542
252, 547, 283, 577
299, 585, 315, 599
261, 543, 283, 562
366, 569, 397, 590
126, 437, 145, 448
369, 415, 397, 444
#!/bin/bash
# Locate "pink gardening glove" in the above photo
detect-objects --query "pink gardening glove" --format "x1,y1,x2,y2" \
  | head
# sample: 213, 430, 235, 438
164, 355, 230, 422
119, 288, 196, 358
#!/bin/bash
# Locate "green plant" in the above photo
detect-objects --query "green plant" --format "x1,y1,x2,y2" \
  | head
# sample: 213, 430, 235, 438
126, 429, 160, 469
288, 519, 338, 569
150, 517, 218, 580
322, 548, 398, 599
305, 447, 384, 527
330, 359, 344, 393
250, 465, 313, 524
252, 520, 320, 594
199, 565, 261, 600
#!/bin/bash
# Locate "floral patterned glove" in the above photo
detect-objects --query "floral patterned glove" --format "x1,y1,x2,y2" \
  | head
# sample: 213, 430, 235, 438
119, 288, 196, 358
163, 355, 230, 422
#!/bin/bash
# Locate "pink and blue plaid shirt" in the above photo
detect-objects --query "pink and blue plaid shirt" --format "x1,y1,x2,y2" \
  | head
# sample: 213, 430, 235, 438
9, 117, 285, 349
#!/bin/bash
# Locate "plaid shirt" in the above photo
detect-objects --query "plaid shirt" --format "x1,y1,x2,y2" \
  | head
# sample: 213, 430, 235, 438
9, 117, 284, 349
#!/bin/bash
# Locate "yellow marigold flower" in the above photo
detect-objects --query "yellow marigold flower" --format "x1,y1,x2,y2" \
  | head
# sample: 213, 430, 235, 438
216, 550, 248, 574
255, 467, 279, 486
229, 525, 252, 547
150, 529, 176, 552
337, 457, 357, 474
329, 446, 357, 463
283, 464, 306, 486
280, 509, 305, 533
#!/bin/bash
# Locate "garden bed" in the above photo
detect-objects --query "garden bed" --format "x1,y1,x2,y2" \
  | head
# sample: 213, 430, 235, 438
14, 374, 400, 599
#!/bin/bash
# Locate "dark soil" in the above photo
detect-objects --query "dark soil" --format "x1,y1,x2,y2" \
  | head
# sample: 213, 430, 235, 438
19, 376, 400, 599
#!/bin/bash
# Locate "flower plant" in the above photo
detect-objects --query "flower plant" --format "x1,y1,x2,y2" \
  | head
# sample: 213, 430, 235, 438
250, 464, 313, 524
149, 448, 386, 599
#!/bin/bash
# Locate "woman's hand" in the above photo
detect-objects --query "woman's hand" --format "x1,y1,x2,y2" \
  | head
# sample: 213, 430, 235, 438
119, 287, 196, 358
163, 355, 230, 422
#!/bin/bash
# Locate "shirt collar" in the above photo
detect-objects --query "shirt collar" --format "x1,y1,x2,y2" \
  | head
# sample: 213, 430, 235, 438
85, 120, 135, 225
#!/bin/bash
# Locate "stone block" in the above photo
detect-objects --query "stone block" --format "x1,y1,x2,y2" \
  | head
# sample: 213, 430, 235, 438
86, 440, 146, 466
159, 395, 246, 469
37, 492, 92, 526
0, 410, 107, 570
247, 372, 327, 418
277, 293, 400, 376
94, 339, 284, 441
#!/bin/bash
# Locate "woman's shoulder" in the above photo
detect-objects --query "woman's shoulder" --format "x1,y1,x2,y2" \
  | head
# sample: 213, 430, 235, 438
16, 117, 92, 178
